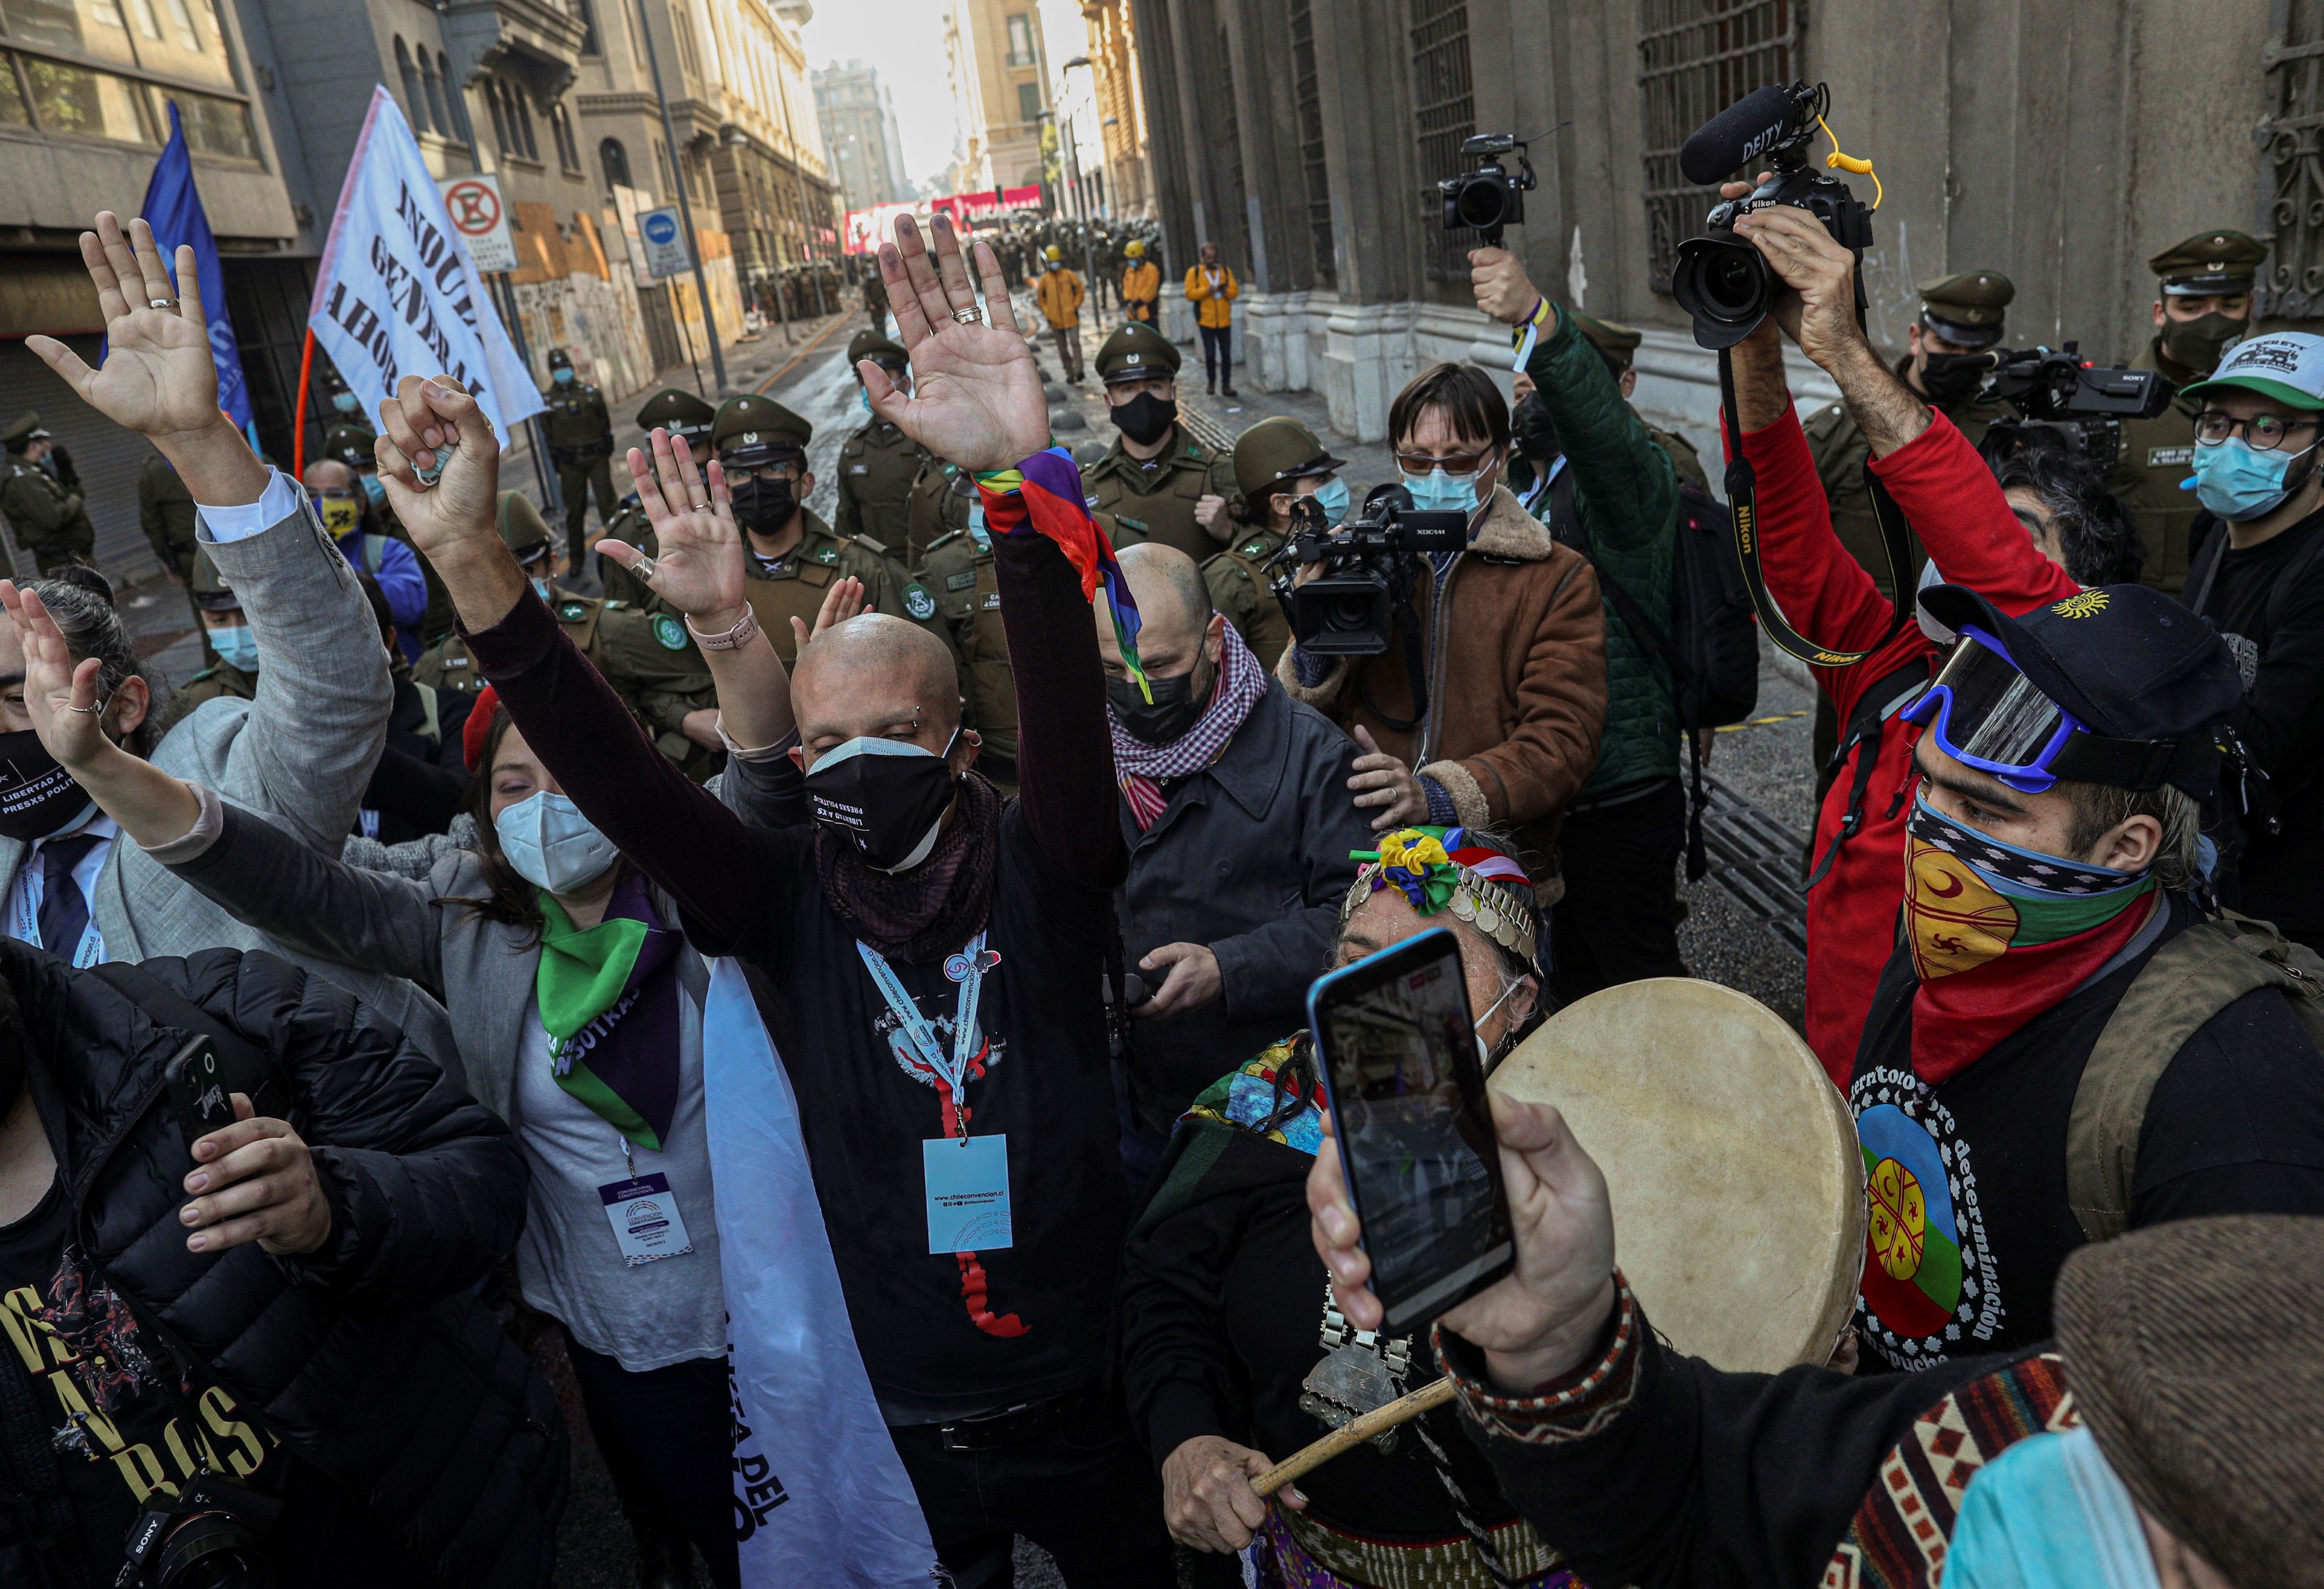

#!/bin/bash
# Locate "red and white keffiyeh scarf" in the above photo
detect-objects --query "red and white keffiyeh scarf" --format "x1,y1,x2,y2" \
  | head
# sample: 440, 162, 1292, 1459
1110, 621, 1269, 829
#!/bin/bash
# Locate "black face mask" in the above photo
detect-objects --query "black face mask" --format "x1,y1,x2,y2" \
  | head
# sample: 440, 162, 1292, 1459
730, 476, 799, 539
1512, 392, 1562, 465
1107, 650, 1215, 744
804, 733, 960, 872
0, 730, 91, 843
1109, 392, 1177, 447
2161, 311, 2249, 377
1919, 351, 1988, 405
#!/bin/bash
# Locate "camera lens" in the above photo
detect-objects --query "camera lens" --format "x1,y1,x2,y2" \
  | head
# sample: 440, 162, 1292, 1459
1326, 594, 1376, 633
1671, 233, 1774, 350
155, 1512, 275, 1589
1452, 178, 1506, 233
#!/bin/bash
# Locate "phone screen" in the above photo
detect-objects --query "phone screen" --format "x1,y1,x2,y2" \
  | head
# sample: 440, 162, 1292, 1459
1310, 929, 1512, 1332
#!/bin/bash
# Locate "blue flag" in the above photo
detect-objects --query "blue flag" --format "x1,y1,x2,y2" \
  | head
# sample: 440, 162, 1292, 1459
138, 102, 252, 428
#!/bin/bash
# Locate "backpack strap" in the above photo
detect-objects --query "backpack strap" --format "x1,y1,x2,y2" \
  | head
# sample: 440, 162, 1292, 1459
2067, 915, 2324, 1241
88, 959, 291, 1121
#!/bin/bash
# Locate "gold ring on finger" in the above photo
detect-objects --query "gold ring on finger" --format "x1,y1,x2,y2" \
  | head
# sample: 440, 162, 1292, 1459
953, 307, 983, 325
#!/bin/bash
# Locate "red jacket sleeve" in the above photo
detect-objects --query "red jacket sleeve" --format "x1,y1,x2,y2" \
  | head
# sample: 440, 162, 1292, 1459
1866, 411, 2081, 618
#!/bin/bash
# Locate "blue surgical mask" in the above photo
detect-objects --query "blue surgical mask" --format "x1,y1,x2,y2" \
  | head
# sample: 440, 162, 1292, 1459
859, 386, 873, 414
495, 790, 619, 895
331, 391, 358, 414
1310, 477, 1351, 528
359, 473, 385, 507
531, 578, 552, 602
1402, 468, 1481, 517
553, 368, 575, 386
208, 622, 258, 673
2191, 435, 2315, 522
1944, 1427, 2159, 1589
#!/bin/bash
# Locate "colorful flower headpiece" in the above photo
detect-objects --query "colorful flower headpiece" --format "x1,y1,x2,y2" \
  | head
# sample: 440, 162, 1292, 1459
1342, 826, 1538, 969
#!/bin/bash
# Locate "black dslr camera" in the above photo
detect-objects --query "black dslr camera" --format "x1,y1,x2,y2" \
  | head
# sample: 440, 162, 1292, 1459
1268, 485, 1467, 656
1438, 134, 1537, 249
1970, 343, 2173, 473
121, 1471, 281, 1588
1669, 82, 1875, 349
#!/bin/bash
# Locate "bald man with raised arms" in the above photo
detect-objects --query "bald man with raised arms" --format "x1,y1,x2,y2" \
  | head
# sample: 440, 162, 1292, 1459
371, 211, 1173, 1584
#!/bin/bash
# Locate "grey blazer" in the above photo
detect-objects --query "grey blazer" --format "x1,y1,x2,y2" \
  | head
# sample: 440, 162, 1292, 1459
0, 498, 456, 1059
165, 791, 705, 1112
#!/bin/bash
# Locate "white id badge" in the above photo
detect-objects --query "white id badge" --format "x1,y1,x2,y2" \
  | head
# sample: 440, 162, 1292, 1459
598, 1172, 696, 1266
923, 1134, 1013, 1254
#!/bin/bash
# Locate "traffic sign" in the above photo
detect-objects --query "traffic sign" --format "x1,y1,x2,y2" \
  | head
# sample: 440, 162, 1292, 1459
438, 173, 516, 273
639, 206, 690, 278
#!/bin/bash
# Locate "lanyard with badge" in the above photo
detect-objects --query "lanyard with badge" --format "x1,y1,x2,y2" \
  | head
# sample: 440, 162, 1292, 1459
595, 1131, 697, 1267
856, 931, 1014, 1256
12, 846, 103, 968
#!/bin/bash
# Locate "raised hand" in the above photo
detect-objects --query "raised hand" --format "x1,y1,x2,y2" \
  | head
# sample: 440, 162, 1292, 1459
27, 214, 219, 441
862, 215, 1048, 472
795, 573, 866, 653
373, 375, 500, 563
1469, 245, 1543, 326
602, 430, 746, 623
0, 581, 112, 769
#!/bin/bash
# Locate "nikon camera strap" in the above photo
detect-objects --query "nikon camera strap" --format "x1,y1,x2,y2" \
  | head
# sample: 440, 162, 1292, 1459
1717, 345, 1916, 667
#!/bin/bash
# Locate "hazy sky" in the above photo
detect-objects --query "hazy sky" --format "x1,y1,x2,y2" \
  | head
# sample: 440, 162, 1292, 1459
800, 0, 1091, 193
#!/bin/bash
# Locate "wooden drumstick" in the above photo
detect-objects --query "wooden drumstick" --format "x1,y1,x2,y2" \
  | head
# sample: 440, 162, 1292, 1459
1251, 1376, 1457, 1497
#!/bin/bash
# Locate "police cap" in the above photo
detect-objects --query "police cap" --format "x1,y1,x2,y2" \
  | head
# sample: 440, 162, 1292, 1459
2148, 230, 2268, 297
1572, 313, 1645, 375
0, 412, 41, 452
1917, 271, 2015, 349
847, 329, 910, 371
1232, 416, 1345, 498
712, 394, 811, 470
319, 423, 375, 469
498, 490, 555, 563
1096, 321, 1181, 385
190, 546, 240, 612
546, 348, 573, 370
634, 387, 718, 446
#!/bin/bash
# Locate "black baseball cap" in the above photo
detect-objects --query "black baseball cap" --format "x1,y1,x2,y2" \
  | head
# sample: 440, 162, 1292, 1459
1916, 582, 2243, 797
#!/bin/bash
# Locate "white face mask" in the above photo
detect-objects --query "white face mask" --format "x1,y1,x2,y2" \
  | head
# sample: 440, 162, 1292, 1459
495, 790, 619, 895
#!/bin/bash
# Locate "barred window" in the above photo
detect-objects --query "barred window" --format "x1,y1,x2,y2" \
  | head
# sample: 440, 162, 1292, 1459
2260, 2, 2324, 320
1291, 0, 1333, 284
1637, 0, 1798, 293
1409, 0, 1472, 284
1220, 24, 1249, 269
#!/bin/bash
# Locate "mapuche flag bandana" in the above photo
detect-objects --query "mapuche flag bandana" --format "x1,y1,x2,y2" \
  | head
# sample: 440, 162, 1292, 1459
537, 873, 684, 1149
1902, 795, 2159, 1084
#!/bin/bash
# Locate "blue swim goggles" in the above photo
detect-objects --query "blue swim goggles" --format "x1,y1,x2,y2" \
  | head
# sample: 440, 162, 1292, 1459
1902, 626, 2185, 795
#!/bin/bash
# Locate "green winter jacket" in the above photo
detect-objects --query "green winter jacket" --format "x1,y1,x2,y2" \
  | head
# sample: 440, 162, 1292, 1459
1524, 305, 1680, 797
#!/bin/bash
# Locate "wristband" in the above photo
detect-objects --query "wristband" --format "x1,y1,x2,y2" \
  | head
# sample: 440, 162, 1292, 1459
685, 606, 760, 652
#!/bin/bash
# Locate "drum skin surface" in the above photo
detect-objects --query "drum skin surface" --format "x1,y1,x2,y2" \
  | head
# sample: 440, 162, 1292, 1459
1489, 978, 1867, 1374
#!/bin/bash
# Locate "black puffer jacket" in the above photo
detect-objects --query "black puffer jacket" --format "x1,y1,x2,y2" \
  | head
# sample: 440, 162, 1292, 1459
0, 942, 564, 1589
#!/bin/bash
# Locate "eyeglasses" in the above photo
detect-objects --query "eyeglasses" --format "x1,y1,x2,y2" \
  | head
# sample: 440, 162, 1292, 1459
2193, 411, 2323, 451
1392, 447, 1498, 477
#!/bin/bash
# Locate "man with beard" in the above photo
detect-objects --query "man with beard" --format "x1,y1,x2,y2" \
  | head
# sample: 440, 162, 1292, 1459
2113, 230, 2270, 594
1084, 322, 1239, 564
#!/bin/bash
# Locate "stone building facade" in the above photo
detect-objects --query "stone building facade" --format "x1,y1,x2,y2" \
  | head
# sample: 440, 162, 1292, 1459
814, 57, 907, 213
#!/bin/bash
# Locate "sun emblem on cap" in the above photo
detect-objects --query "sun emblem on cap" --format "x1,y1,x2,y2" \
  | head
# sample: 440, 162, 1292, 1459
2051, 590, 2110, 619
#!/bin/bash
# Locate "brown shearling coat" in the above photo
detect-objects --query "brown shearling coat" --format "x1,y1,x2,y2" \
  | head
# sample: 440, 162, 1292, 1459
1275, 483, 1607, 902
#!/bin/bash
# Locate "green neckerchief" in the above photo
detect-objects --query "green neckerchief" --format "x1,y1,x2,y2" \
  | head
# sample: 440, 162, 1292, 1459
536, 887, 655, 1146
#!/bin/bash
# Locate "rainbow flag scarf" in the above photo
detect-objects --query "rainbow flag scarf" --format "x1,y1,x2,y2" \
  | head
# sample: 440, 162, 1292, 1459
976, 445, 1149, 699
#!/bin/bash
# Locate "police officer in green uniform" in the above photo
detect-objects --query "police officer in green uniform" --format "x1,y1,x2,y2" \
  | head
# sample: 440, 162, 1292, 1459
904, 456, 978, 569
711, 394, 955, 671
1082, 322, 1239, 562
542, 347, 618, 572
917, 508, 1018, 791
832, 329, 927, 556
137, 450, 204, 633
2112, 229, 2269, 594
1804, 271, 2016, 598
1210, 416, 1340, 671
176, 547, 258, 707
0, 412, 95, 574
415, 492, 725, 774
595, 387, 719, 608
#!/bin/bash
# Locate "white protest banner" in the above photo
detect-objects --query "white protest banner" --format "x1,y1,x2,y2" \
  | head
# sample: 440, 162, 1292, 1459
700, 959, 940, 1586
439, 172, 517, 273
310, 88, 543, 443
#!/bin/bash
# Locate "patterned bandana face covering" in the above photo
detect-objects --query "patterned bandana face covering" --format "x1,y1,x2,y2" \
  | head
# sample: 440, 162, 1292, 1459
1341, 827, 1539, 972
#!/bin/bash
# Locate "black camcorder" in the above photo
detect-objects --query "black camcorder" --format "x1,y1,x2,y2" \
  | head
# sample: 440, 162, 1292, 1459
1971, 343, 2174, 472
1268, 486, 1467, 656
1438, 134, 1537, 249
1669, 82, 1874, 349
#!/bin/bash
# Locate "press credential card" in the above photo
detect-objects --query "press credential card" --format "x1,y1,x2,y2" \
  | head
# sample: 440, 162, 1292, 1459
599, 1172, 695, 1266
923, 1134, 1013, 1254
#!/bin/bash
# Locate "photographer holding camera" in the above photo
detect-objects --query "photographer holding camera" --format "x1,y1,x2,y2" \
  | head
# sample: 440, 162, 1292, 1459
1275, 358, 1607, 936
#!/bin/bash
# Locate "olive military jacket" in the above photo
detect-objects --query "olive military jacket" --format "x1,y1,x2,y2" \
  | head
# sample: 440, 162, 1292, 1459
176, 656, 256, 709
2109, 338, 2208, 596
137, 453, 199, 571
592, 498, 657, 607
541, 382, 614, 461
906, 457, 978, 569
1, 455, 93, 556
1198, 526, 1292, 672
737, 508, 955, 671
1084, 426, 1240, 563
918, 524, 1015, 785
1803, 359, 2005, 599
833, 418, 927, 554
